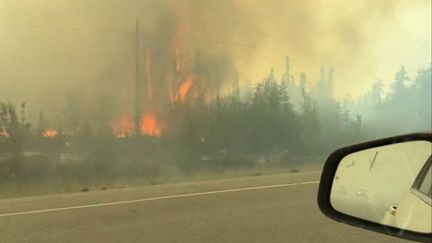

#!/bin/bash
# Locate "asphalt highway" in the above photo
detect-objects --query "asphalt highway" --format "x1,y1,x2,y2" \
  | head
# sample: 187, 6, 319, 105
0, 171, 408, 243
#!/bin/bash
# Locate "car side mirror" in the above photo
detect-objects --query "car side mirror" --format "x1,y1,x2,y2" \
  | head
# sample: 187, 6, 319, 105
318, 133, 432, 242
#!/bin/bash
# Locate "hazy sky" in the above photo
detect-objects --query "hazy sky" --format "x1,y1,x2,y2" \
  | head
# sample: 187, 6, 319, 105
0, 0, 431, 118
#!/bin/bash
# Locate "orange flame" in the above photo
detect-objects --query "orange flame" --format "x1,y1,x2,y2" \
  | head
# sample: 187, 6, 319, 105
140, 113, 162, 136
111, 116, 134, 138
192, 87, 200, 99
0, 130, 9, 138
172, 6, 188, 73
168, 82, 175, 103
175, 45, 181, 72
42, 129, 58, 138
175, 76, 193, 102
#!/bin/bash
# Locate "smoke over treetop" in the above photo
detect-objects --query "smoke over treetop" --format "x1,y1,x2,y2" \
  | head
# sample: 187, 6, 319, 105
0, 0, 430, 122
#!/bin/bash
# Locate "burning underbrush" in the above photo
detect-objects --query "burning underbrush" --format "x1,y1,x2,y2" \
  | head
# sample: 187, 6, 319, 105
0, 2, 395, 197
0, 64, 359, 198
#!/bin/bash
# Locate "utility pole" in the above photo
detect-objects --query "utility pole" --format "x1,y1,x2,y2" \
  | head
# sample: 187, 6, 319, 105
134, 17, 141, 136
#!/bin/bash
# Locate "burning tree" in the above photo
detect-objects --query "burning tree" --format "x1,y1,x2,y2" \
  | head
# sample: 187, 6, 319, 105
110, 12, 237, 139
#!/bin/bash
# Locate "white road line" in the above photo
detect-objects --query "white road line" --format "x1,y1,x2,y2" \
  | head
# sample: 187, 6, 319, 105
0, 180, 319, 217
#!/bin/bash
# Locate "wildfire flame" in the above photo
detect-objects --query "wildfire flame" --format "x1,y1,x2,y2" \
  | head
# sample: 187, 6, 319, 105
168, 80, 175, 103
175, 46, 181, 72
111, 114, 162, 138
175, 76, 193, 102
42, 129, 58, 138
173, 8, 187, 73
111, 116, 134, 138
0, 130, 9, 138
140, 113, 162, 136
109, 5, 211, 138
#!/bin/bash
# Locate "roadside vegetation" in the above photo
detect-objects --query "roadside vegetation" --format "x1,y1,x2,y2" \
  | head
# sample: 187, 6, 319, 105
1, 63, 430, 198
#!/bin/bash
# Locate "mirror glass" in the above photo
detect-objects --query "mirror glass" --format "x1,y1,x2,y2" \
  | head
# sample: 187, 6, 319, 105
330, 140, 432, 233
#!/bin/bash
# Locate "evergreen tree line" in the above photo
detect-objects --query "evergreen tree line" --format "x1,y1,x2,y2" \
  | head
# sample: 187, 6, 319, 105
0, 62, 430, 187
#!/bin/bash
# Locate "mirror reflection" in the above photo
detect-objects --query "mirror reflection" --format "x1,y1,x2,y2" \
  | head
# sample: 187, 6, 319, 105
330, 140, 432, 233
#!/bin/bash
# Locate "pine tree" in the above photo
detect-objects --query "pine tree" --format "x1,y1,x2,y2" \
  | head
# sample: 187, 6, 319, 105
391, 66, 409, 99
299, 72, 307, 91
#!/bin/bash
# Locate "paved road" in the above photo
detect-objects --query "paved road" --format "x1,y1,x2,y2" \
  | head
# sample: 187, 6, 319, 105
0, 172, 408, 243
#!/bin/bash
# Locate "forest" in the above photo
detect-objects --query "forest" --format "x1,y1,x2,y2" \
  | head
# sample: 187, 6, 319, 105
0, 59, 431, 198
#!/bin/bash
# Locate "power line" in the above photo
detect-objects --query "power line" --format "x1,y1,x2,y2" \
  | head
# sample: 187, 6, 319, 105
0, 23, 290, 52
0, 23, 130, 33
3, 22, 390, 66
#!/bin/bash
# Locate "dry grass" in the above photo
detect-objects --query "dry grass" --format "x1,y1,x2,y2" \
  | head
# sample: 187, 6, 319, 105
0, 162, 323, 200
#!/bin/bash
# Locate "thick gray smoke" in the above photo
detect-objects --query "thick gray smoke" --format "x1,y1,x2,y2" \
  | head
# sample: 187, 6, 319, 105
0, 0, 430, 126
